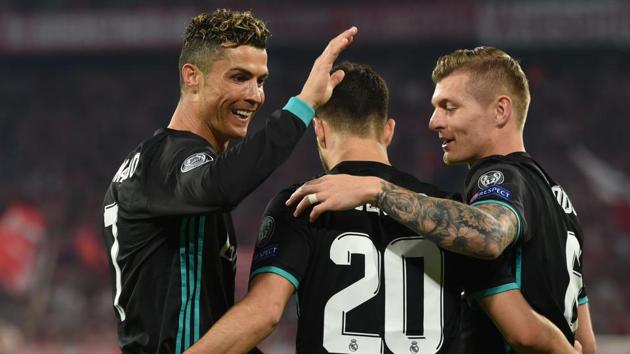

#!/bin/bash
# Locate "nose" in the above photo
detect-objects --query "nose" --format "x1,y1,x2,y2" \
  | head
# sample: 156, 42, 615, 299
428, 108, 443, 132
245, 81, 264, 106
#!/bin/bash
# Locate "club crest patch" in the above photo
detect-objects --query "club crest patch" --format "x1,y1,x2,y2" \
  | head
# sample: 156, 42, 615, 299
477, 170, 505, 189
256, 216, 275, 248
181, 152, 214, 173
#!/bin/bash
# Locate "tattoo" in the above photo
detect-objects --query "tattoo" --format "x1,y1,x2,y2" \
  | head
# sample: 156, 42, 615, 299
376, 181, 517, 259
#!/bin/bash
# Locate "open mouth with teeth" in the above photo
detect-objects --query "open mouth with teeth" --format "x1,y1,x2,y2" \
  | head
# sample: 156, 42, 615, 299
231, 109, 253, 120
440, 138, 454, 150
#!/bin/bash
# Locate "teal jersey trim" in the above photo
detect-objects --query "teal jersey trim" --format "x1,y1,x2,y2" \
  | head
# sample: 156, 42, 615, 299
471, 200, 524, 354
251, 266, 299, 290
176, 217, 188, 354
467, 282, 519, 301
283, 96, 315, 126
194, 216, 206, 342
471, 199, 522, 243
578, 296, 589, 305
184, 217, 196, 349
515, 245, 522, 286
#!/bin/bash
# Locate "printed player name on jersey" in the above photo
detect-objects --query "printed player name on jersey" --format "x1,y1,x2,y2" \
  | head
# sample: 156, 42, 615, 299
551, 185, 577, 216
112, 153, 140, 183
354, 203, 387, 215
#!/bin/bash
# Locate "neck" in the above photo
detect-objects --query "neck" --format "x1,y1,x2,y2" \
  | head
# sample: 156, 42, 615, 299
469, 131, 525, 167
168, 97, 228, 153
326, 135, 390, 169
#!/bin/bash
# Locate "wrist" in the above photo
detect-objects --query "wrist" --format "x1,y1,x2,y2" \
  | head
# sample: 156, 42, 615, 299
366, 177, 383, 204
296, 93, 317, 110
284, 96, 315, 126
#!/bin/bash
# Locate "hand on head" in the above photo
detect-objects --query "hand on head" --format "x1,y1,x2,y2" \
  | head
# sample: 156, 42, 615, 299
297, 26, 358, 109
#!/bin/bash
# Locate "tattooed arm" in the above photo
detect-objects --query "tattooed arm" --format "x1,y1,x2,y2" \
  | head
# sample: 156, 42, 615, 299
375, 179, 517, 259
286, 174, 517, 259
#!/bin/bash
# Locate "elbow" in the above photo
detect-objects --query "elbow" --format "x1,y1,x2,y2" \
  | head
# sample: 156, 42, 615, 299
258, 300, 284, 334
478, 242, 503, 260
486, 244, 503, 260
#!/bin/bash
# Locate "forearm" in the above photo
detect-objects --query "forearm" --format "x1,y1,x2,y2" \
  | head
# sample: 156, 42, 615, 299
479, 292, 578, 354
575, 304, 596, 354
511, 312, 578, 354
214, 106, 309, 208
374, 179, 516, 259
185, 297, 278, 354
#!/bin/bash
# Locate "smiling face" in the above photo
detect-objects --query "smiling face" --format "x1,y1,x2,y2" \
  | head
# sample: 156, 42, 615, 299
429, 71, 497, 166
198, 45, 268, 147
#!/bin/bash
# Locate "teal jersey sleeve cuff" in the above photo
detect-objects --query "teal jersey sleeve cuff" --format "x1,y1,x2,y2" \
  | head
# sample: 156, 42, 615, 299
467, 282, 520, 301
250, 266, 300, 290
283, 96, 315, 126
578, 296, 589, 305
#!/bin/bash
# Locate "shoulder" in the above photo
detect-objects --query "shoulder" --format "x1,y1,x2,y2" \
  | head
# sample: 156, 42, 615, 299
390, 168, 454, 199
467, 157, 528, 189
143, 130, 217, 175
263, 183, 306, 217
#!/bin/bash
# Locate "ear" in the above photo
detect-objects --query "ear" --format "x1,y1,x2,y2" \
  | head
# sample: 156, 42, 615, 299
495, 95, 512, 128
313, 117, 327, 149
383, 118, 396, 147
181, 63, 201, 93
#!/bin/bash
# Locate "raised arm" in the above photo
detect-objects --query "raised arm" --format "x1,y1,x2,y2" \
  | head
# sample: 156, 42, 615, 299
147, 27, 359, 215
286, 174, 517, 259
206, 26, 358, 209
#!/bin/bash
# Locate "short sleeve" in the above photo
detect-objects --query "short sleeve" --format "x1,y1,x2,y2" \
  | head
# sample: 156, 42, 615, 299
249, 188, 313, 290
462, 161, 530, 300
461, 247, 521, 301
465, 162, 529, 243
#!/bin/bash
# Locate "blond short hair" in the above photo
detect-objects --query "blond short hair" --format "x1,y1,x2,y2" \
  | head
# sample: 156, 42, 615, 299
432, 47, 531, 130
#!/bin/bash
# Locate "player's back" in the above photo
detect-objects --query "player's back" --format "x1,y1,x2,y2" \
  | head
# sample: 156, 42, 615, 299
250, 161, 466, 354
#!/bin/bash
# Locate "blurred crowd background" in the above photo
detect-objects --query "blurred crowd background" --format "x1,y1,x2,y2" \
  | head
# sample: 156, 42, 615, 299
1, 0, 630, 353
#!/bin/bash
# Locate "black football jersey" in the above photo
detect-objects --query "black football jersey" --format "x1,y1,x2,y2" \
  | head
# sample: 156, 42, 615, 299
250, 161, 468, 354
461, 152, 588, 353
102, 104, 310, 354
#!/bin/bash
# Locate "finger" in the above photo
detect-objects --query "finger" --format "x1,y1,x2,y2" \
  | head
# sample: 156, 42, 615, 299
309, 203, 326, 222
286, 186, 312, 206
329, 69, 346, 88
321, 26, 358, 63
293, 196, 312, 217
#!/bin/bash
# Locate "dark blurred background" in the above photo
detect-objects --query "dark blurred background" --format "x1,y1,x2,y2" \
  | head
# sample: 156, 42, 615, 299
1, 1, 629, 353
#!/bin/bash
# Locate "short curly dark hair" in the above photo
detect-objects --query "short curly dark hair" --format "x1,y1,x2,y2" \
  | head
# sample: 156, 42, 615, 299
317, 62, 390, 137
178, 9, 271, 87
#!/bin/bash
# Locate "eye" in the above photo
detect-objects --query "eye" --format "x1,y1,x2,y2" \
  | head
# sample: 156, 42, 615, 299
444, 103, 457, 112
232, 74, 248, 83
257, 78, 266, 88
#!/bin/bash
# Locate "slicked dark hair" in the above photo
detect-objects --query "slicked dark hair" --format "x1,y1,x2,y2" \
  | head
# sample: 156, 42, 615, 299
178, 9, 270, 88
317, 62, 389, 137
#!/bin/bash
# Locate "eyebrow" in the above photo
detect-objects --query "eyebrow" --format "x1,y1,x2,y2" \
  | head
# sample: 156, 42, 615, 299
432, 97, 450, 107
229, 67, 269, 80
